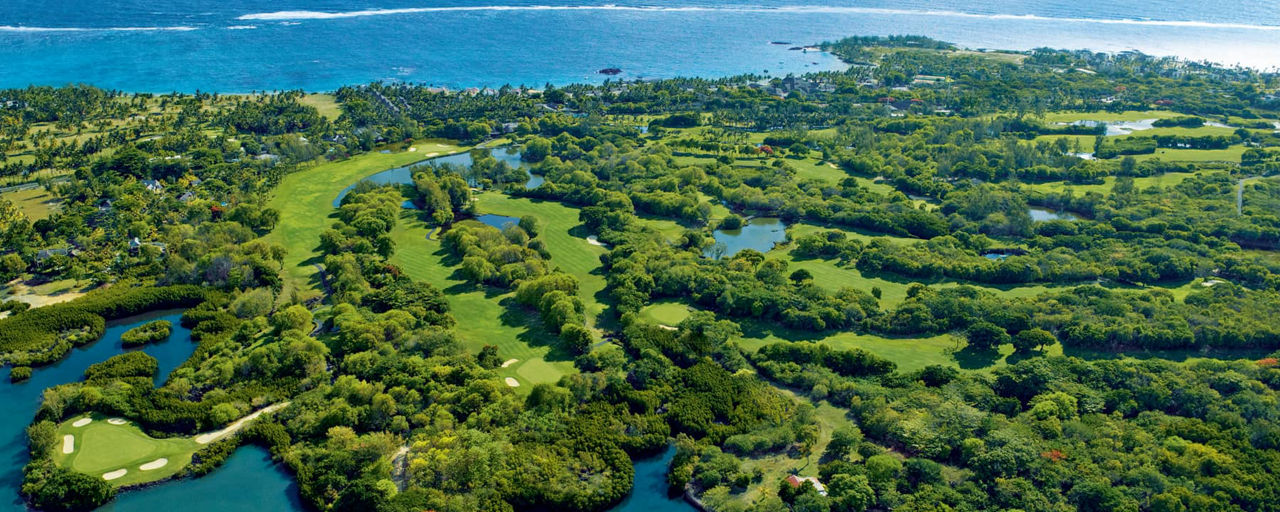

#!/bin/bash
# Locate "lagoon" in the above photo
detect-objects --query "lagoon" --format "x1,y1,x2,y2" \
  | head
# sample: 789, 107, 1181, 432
707, 217, 788, 259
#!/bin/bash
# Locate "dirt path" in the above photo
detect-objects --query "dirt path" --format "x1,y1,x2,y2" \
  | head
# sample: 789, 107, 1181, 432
195, 402, 291, 444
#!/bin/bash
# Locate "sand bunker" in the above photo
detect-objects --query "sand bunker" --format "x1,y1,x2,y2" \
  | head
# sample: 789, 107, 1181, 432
586, 236, 608, 247
61, 435, 74, 454
501, 358, 519, 368
409, 147, 417, 152
71, 417, 92, 427
139, 458, 168, 471
504, 377, 520, 387
107, 418, 128, 425
102, 469, 127, 481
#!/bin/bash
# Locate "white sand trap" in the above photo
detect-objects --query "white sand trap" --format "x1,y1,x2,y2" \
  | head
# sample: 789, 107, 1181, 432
658, 324, 678, 331
500, 358, 519, 368
107, 418, 128, 425
425, 152, 439, 157
409, 147, 417, 152
139, 458, 168, 471
72, 417, 92, 427
102, 469, 127, 481
61, 435, 74, 454
1202, 279, 1224, 287
586, 236, 608, 247
504, 377, 520, 387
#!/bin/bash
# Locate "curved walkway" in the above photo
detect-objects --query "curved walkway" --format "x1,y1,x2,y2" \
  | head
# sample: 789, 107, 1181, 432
194, 402, 291, 445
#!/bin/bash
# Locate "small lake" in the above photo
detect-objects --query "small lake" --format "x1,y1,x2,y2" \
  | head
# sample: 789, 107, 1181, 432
1029, 207, 1079, 222
706, 217, 788, 259
983, 253, 1011, 260
333, 147, 541, 207
475, 214, 521, 230
0, 310, 302, 511
607, 445, 694, 512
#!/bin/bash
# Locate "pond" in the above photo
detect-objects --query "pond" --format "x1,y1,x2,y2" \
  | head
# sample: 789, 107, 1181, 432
0, 311, 301, 511
333, 147, 541, 207
607, 445, 694, 512
706, 217, 788, 259
983, 253, 1010, 261
1029, 207, 1079, 222
475, 214, 521, 230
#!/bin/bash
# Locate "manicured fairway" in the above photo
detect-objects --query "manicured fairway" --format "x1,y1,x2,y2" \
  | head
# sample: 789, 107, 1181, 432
54, 416, 198, 488
388, 212, 574, 388
263, 140, 466, 296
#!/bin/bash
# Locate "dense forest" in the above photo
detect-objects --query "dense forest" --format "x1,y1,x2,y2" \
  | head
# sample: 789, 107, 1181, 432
2, 35, 1280, 512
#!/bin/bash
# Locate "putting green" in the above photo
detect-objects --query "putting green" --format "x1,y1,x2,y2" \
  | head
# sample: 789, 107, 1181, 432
54, 415, 198, 487
639, 301, 692, 326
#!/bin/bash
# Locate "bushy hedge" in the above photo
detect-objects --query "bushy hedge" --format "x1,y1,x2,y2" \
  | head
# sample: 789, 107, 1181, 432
120, 320, 172, 347
83, 352, 157, 381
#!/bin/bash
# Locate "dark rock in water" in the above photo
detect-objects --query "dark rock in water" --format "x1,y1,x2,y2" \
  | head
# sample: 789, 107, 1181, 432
771, 41, 791, 45
598, 67, 622, 75
788, 46, 803, 50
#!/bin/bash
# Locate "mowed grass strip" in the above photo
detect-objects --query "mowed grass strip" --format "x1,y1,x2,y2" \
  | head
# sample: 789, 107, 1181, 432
263, 139, 466, 295
54, 416, 198, 487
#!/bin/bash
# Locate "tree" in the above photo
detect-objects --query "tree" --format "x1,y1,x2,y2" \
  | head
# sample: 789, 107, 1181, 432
271, 304, 314, 334
523, 137, 552, 162
966, 321, 1010, 351
518, 215, 539, 237
789, 269, 814, 285
1013, 328, 1056, 353
560, 323, 594, 355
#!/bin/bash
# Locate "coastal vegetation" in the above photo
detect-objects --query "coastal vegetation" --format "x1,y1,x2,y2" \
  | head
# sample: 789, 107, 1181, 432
2, 34, 1280, 512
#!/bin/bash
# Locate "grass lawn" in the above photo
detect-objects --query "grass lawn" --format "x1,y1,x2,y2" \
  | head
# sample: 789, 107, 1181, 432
300, 94, 342, 121
54, 415, 199, 488
1, 186, 60, 220
1023, 171, 1201, 195
262, 139, 466, 297
638, 300, 692, 326
1132, 146, 1247, 163
1038, 110, 1179, 123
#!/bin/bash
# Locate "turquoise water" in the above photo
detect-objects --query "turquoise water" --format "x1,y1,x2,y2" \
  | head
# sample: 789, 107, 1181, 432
333, 147, 533, 207
99, 446, 301, 512
3, 1, 1279, 93
610, 445, 694, 512
706, 217, 788, 258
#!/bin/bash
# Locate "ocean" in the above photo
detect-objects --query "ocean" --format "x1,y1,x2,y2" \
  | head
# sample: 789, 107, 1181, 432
2, 0, 1278, 92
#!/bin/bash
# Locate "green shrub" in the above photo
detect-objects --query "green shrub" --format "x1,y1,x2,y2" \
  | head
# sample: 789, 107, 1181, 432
10, 366, 31, 382
120, 320, 172, 347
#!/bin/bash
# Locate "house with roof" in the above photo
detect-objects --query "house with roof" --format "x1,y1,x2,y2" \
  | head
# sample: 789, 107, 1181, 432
141, 179, 164, 193
179, 191, 198, 203
784, 475, 828, 496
